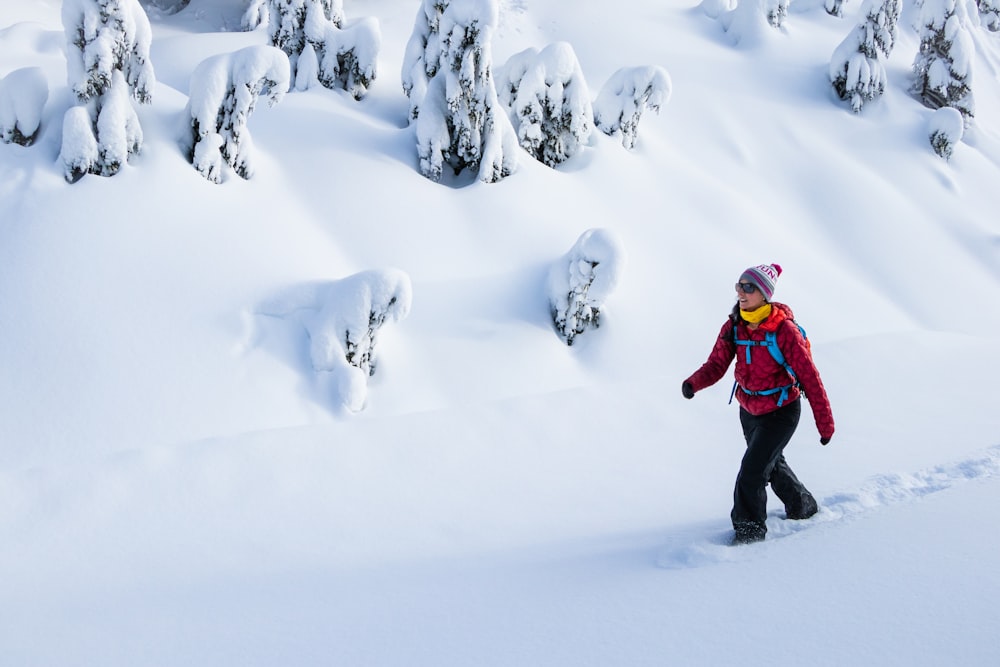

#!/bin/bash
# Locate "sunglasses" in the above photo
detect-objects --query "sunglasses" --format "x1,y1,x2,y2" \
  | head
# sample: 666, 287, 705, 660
735, 282, 758, 294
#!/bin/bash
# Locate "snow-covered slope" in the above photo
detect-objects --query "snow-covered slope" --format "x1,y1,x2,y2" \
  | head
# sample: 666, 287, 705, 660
1, 0, 998, 664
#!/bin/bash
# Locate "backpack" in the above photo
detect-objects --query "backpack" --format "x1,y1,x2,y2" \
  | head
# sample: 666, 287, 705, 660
729, 319, 809, 407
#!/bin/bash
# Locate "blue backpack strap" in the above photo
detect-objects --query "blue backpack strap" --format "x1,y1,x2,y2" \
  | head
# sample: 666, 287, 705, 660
730, 322, 801, 407
767, 326, 803, 384
733, 324, 769, 364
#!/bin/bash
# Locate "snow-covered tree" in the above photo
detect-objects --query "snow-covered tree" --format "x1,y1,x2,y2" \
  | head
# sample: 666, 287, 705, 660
309, 270, 412, 382
241, 0, 379, 98
310, 17, 380, 99
548, 229, 626, 346
61, 0, 155, 182
912, 0, 975, 121
979, 0, 1000, 30
720, 0, 789, 46
183, 45, 290, 183
829, 0, 902, 113
928, 106, 964, 159
593, 66, 671, 150
498, 43, 593, 168
412, 0, 519, 183
0, 68, 49, 146
259, 269, 413, 412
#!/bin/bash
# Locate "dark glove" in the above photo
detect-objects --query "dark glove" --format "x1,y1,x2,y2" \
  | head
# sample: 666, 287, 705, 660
681, 381, 695, 399
820, 436, 831, 446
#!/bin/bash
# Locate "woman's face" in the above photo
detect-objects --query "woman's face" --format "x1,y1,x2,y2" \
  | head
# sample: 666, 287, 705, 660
736, 280, 767, 310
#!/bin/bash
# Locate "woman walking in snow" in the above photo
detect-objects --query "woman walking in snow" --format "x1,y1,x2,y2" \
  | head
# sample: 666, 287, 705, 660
682, 264, 834, 545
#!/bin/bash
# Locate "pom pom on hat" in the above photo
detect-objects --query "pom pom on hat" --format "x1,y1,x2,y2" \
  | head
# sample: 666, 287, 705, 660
740, 263, 782, 301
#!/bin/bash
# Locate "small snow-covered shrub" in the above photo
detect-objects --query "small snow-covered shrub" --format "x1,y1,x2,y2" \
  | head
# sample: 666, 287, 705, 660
259, 270, 413, 412
183, 45, 290, 183
499, 43, 593, 168
61, 0, 155, 181
912, 0, 975, 121
308, 270, 412, 381
928, 106, 964, 159
829, 0, 902, 113
241, 0, 378, 98
0, 68, 49, 146
548, 229, 626, 346
412, 0, 518, 183
720, 0, 787, 46
312, 17, 380, 99
593, 66, 671, 150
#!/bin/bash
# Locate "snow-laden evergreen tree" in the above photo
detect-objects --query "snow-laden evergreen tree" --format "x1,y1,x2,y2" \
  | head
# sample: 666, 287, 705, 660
979, 0, 1000, 30
0, 68, 49, 146
308, 270, 412, 382
61, 0, 155, 182
548, 229, 626, 346
242, 0, 379, 99
928, 106, 964, 159
183, 45, 290, 183
498, 43, 593, 168
912, 0, 975, 121
258, 269, 413, 412
413, 0, 519, 183
310, 17, 381, 99
829, 0, 902, 113
593, 66, 671, 150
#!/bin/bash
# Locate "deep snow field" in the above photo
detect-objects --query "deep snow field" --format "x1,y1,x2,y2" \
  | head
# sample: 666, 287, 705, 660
1, 0, 999, 664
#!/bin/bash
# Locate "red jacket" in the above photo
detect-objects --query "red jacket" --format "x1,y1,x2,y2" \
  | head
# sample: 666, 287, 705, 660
685, 303, 835, 440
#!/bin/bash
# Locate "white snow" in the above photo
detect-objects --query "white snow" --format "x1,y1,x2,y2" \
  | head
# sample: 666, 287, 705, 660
2, 0, 1000, 665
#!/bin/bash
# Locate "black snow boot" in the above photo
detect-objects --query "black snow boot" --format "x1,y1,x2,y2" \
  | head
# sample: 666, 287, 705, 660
730, 522, 765, 546
784, 493, 819, 520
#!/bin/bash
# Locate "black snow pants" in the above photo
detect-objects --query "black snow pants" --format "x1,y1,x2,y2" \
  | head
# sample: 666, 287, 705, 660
731, 398, 818, 541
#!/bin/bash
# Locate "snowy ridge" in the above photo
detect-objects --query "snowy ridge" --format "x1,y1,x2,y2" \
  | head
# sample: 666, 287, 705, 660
657, 445, 1000, 569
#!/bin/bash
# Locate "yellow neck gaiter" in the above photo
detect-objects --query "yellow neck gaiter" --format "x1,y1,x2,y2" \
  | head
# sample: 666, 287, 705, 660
740, 303, 772, 324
